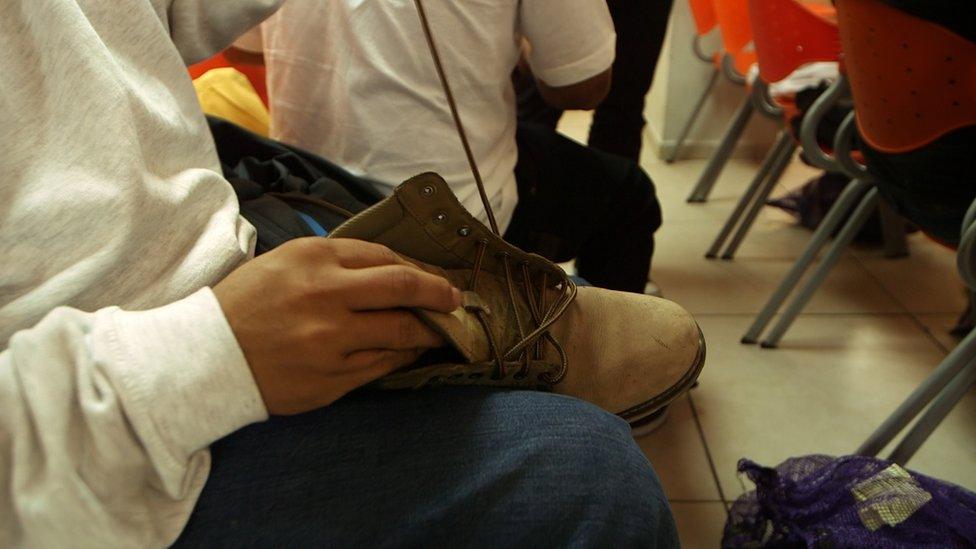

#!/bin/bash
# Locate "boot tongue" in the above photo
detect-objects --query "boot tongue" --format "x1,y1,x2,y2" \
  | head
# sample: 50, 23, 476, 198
406, 255, 574, 372
412, 292, 490, 363
401, 258, 492, 363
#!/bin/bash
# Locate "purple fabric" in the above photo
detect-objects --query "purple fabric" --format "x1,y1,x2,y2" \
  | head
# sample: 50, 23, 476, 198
723, 454, 976, 548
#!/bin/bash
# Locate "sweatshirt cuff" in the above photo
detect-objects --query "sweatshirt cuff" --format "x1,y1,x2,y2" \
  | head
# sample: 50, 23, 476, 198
101, 288, 268, 464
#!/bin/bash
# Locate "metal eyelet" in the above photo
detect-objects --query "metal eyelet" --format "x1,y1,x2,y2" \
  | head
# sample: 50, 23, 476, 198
458, 226, 471, 237
433, 212, 448, 224
421, 185, 436, 198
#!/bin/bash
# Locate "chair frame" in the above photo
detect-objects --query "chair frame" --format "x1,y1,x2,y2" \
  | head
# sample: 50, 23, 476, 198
664, 0, 719, 164
684, 0, 759, 200
742, 0, 975, 466
685, 56, 756, 202
857, 142, 976, 464
741, 76, 868, 346
698, 0, 841, 255
665, 26, 724, 164
738, 74, 909, 346
705, 80, 798, 258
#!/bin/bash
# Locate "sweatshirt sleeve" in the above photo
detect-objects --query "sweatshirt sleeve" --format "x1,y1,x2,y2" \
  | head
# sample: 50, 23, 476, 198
0, 288, 268, 547
166, 0, 285, 65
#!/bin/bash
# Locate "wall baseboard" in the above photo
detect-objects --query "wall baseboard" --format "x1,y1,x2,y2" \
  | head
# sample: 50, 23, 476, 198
644, 125, 774, 162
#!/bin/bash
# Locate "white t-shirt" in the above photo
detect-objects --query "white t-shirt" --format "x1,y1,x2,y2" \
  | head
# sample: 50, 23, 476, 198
262, 0, 615, 232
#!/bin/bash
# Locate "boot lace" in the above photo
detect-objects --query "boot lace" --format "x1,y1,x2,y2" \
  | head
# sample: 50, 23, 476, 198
467, 239, 577, 384
413, 0, 577, 384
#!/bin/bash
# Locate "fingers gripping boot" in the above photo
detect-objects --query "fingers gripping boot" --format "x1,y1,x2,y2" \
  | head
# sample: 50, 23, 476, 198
329, 173, 705, 421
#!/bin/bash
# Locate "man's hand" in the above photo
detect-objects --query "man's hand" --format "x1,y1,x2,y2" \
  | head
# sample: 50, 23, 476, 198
214, 238, 461, 415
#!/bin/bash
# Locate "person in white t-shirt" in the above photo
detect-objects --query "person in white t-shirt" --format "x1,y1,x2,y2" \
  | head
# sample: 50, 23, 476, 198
262, 0, 663, 294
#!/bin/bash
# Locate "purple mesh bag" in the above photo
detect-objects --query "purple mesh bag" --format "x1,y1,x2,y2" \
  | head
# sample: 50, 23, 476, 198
723, 454, 976, 548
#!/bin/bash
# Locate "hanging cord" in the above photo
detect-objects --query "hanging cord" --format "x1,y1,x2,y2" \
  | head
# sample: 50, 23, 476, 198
412, 0, 576, 384
412, 0, 500, 235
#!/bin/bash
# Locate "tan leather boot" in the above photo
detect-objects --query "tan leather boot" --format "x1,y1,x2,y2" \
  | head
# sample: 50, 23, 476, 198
330, 172, 704, 423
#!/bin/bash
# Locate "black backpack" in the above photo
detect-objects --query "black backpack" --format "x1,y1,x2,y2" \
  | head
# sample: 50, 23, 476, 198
207, 116, 384, 254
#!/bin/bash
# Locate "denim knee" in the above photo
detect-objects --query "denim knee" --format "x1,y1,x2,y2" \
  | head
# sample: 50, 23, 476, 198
514, 394, 678, 547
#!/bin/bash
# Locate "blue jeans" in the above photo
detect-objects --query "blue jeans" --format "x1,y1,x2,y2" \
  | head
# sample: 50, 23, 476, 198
175, 388, 678, 547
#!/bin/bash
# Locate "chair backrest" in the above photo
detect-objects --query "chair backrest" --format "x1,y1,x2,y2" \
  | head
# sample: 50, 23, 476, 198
749, 0, 841, 83
689, 0, 719, 37
836, 0, 976, 153
712, 0, 757, 74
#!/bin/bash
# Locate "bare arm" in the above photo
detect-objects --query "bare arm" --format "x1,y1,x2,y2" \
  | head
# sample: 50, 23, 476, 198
517, 0, 617, 112
535, 67, 612, 110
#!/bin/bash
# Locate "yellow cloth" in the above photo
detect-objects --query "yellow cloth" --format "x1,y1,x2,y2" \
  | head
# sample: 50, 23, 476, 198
193, 67, 270, 136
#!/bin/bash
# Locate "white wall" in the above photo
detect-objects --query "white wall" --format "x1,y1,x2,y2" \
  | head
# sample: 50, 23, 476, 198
644, 0, 778, 160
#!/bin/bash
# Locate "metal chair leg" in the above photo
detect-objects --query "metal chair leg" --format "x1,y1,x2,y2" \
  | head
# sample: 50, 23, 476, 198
741, 179, 874, 344
857, 328, 976, 458
879, 201, 910, 258
706, 130, 792, 258
686, 94, 755, 203
720, 139, 797, 260
760, 188, 881, 348
888, 355, 976, 465
666, 70, 719, 164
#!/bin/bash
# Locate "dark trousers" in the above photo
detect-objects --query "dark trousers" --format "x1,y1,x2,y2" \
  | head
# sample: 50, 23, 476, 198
506, 123, 662, 293
861, 127, 976, 247
516, 0, 674, 161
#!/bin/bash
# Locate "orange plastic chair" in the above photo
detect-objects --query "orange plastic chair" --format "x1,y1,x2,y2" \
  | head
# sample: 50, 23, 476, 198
750, 0, 839, 84
838, 0, 976, 153
704, 0, 844, 258
832, 0, 976, 464
689, 0, 720, 62
689, 0, 719, 37
666, 0, 723, 162
712, 0, 757, 77
685, 0, 758, 200
749, 0, 840, 139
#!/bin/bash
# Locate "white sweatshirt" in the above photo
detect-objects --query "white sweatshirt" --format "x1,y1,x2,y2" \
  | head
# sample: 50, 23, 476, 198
0, 1, 283, 546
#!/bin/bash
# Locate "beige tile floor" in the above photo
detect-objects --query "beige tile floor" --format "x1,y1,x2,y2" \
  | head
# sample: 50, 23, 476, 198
557, 112, 976, 547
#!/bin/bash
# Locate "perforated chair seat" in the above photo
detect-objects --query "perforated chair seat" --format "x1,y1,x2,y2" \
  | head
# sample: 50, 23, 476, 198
837, 0, 976, 153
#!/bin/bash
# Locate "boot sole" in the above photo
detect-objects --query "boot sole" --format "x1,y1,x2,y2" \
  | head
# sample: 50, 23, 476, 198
616, 326, 707, 426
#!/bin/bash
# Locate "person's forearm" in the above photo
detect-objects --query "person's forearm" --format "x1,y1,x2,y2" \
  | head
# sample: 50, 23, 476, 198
534, 68, 613, 110
0, 289, 267, 547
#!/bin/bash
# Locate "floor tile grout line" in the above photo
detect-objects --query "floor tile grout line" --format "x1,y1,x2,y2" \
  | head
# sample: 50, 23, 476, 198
686, 391, 731, 514
850, 252, 956, 355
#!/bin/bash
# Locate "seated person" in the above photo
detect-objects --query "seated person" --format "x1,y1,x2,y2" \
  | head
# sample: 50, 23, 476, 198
261, 1, 663, 295
515, 0, 675, 163
0, 0, 677, 546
